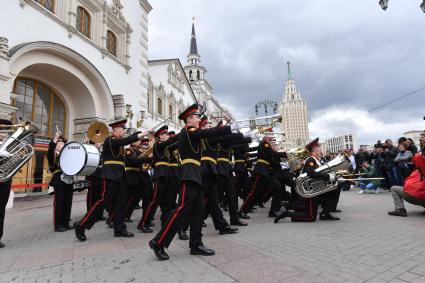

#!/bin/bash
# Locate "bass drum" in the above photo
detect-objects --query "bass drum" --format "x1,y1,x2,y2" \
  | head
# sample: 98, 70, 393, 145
59, 142, 100, 176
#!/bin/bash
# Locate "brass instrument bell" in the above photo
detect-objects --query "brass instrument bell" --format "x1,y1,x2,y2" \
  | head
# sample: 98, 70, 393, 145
87, 122, 109, 143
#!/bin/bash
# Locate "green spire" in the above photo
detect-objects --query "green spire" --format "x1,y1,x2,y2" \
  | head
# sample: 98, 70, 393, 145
287, 61, 292, 80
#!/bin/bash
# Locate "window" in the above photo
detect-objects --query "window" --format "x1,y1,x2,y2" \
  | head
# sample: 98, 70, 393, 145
157, 98, 163, 115
106, 30, 117, 56
76, 6, 91, 38
197, 70, 200, 80
13, 78, 66, 137
169, 105, 173, 116
147, 92, 152, 111
35, 0, 55, 12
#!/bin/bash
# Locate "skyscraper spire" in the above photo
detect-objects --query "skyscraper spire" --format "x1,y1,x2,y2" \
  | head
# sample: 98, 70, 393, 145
189, 17, 198, 55
287, 61, 292, 80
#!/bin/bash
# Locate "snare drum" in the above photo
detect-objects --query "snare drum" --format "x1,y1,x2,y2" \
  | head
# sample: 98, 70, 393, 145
59, 142, 100, 176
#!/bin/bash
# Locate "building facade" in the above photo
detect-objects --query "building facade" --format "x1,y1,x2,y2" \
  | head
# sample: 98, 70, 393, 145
0, 0, 152, 193
279, 62, 309, 149
321, 133, 357, 154
183, 22, 233, 124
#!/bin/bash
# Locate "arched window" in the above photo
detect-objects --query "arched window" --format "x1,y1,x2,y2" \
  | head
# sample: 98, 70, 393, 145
35, 0, 55, 12
189, 70, 193, 79
13, 78, 66, 137
76, 6, 91, 38
157, 98, 162, 115
197, 70, 200, 80
106, 30, 117, 56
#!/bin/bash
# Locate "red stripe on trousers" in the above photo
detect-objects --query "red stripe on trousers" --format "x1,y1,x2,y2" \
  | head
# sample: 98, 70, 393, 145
81, 178, 106, 227
158, 182, 187, 245
240, 175, 259, 212
140, 181, 158, 227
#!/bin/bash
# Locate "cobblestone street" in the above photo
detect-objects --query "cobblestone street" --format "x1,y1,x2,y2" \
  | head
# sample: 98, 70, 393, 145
1, 189, 425, 283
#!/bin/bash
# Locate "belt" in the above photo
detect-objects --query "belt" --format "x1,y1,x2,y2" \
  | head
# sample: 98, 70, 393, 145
155, 162, 170, 167
217, 158, 231, 163
181, 159, 201, 166
201, 157, 217, 164
104, 161, 125, 166
169, 163, 178, 167
53, 169, 61, 174
234, 159, 245, 163
257, 159, 270, 166
125, 167, 141, 172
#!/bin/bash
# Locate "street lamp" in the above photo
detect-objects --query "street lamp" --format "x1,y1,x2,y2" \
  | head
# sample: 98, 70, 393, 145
421, 0, 425, 13
137, 110, 145, 128
125, 104, 133, 128
379, 0, 389, 10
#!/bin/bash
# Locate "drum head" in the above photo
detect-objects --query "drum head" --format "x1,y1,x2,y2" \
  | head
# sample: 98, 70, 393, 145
59, 142, 87, 175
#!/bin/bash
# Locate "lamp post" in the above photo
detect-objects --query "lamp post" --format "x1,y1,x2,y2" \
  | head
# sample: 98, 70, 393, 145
421, 0, 425, 13
379, 0, 389, 10
137, 110, 145, 128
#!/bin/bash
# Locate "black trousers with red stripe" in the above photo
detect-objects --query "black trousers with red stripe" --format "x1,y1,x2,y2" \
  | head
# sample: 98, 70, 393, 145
218, 175, 239, 222
239, 174, 269, 214
79, 179, 127, 233
53, 185, 73, 229
0, 181, 12, 240
152, 181, 204, 249
203, 175, 229, 231
138, 177, 173, 229
235, 171, 251, 200
86, 176, 103, 217
124, 184, 142, 219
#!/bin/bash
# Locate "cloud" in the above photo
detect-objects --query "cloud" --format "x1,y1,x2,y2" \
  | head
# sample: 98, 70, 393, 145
147, 0, 425, 144
309, 107, 424, 145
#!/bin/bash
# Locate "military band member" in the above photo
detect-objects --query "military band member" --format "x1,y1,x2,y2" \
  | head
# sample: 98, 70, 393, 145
137, 125, 179, 232
74, 119, 149, 241
149, 103, 240, 261
86, 142, 105, 221
199, 115, 239, 235
0, 119, 13, 247
239, 136, 287, 216
48, 131, 73, 232
274, 138, 339, 223
233, 145, 258, 201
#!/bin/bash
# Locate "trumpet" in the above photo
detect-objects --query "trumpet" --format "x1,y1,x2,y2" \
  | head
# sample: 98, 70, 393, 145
233, 113, 281, 126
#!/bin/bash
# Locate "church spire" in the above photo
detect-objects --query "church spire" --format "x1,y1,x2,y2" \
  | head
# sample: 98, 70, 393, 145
189, 17, 198, 55
287, 61, 292, 80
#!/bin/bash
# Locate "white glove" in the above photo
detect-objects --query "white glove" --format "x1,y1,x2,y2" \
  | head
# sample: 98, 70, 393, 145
0, 148, 12, 158
242, 131, 252, 138
230, 122, 241, 132
328, 172, 337, 182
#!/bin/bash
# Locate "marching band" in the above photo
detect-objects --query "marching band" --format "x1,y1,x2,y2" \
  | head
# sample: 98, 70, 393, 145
0, 103, 354, 258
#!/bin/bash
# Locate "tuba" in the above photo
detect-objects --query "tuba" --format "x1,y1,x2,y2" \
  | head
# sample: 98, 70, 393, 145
0, 121, 39, 182
295, 154, 351, 198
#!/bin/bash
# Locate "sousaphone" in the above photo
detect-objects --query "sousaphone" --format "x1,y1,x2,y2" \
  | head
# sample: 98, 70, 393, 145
87, 122, 109, 143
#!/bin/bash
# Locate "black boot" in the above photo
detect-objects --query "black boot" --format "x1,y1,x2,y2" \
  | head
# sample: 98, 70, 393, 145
114, 229, 134, 238
319, 212, 340, 221
178, 230, 189, 240
230, 219, 248, 226
388, 208, 407, 217
190, 243, 215, 256
149, 240, 169, 261
274, 210, 289, 223
137, 225, 153, 233
238, 212, 250, 219
74, 222, 86, 242
0, 242, 5, 248
219, 226, 239, 235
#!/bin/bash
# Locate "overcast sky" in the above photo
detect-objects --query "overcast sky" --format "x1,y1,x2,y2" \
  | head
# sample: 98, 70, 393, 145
148, 0, 425, 145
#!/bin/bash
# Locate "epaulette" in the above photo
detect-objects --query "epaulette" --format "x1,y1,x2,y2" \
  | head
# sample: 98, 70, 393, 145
263, 142, 270, 148
188, 127, 196, 132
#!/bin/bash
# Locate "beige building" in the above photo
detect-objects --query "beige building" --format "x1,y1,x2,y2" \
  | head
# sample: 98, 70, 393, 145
279, 62, 309, 149
321, 133, 357, 154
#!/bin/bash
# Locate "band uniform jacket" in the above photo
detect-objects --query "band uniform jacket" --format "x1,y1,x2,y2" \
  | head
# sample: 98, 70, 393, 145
178, 126, 232, 186
233, 145, 258, 174
47, 140, 66, 187
217, 136, 249, 178
101, 134, 140, 181
152, 135, 179, 181
167, 142, 179, 179
302, 156, 330, 181
201, 133, 243, 176
125, 148, 151, 187
252, 141, 287, 178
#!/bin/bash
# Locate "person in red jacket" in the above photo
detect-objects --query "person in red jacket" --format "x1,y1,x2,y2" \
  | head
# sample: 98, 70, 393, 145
388, 132, 425, 217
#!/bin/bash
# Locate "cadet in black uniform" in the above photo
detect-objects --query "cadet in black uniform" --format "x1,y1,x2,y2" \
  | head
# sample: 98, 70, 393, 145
233, 145, 258, 201
86, 142, 105, 221
239, 136, 287, 215
0, 119, 14, 247
74, 119, 149, 241
137, 125, 178, 231
274, 138, 339, 222
48, 131, 74, 232
149, 104, 241, 261
199, 115, 239, 235
167, 131, 180, 209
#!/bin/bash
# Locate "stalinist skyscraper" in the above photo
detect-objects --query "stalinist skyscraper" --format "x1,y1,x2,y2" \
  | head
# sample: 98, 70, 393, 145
279, 62, 309, 149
